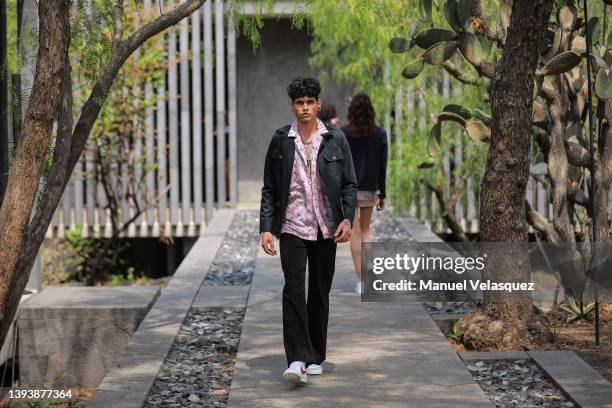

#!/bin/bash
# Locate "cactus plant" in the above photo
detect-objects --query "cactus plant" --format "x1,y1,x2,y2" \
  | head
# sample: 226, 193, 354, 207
559, 297, 596, 323
390, 0, 612, 305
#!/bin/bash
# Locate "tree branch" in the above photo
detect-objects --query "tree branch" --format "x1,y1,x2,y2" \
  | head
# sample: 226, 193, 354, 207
425, 181, 471, 242
470, 0, 504, 46
122, 0, 205, 57
442, 60, 479, 85
525, 200, 561, 243
566, 183, 591, 211
0, 0, 71, 351
565, 140, 591, 167
19, 51, 74, 270
67, 0, 207, 181
112, 0, 126, 52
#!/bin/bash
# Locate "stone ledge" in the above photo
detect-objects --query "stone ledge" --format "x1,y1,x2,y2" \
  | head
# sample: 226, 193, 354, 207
458, 351, 530, 361
17, 286, 160, 388
87, 209, 237, 408
528, 350, 612, 408
192, 285, 250, 309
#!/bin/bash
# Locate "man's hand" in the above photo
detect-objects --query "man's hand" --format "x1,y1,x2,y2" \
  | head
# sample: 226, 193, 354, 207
376, 197, 385, 211
261, 232, 277, 256
334, 219, 352, 243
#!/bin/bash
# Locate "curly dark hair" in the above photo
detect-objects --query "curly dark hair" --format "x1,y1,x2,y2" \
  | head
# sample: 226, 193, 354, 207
287, 76, 321, 101
318, 100, 338, 122
347, 92, 376, 137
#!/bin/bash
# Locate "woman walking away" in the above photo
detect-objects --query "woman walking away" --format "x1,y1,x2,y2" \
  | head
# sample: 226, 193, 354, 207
341, 92, 388, 295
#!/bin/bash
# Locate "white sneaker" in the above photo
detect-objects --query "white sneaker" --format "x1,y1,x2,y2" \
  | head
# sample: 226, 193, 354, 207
306, 363, 323, 375
283, 361, 307, 384
354, 282, 362, 294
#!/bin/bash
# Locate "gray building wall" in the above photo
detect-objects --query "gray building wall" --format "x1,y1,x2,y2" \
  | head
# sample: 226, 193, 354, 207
237, 18, 350, 203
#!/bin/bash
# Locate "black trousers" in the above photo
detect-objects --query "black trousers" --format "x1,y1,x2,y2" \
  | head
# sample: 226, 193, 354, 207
279, 227, 337, 367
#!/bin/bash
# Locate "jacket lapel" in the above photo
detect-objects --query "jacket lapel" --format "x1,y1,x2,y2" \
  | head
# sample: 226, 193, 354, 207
281, 135, 295, 205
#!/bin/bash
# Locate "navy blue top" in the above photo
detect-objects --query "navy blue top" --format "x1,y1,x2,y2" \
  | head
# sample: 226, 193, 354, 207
340, 125, 388, 198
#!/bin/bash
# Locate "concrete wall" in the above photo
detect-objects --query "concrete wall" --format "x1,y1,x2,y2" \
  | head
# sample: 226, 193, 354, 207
236, 18, 350, 203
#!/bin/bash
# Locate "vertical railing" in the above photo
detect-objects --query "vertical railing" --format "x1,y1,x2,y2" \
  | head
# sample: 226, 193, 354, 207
215, 0, 226, 207
47, 0, 240, 238
204, 0, 214, 224
192, 5, 203, 234
227, 17, 238, 209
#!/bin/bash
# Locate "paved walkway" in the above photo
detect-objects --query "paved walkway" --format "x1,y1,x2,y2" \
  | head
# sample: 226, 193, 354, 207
227, 229, 493, 407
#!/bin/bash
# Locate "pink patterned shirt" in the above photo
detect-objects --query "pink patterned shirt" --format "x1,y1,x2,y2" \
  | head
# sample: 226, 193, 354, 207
281, 119, 336, 240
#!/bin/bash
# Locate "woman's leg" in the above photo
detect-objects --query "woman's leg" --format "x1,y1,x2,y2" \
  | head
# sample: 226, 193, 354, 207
359, 206, 374, 243
350, 207, 362, 280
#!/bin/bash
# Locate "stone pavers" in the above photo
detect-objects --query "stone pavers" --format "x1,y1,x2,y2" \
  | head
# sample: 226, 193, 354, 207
529, 351, 612, 408
227, 228, 493, 407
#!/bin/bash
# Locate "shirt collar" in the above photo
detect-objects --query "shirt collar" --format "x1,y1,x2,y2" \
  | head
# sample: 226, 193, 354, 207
288, 118, 330, 138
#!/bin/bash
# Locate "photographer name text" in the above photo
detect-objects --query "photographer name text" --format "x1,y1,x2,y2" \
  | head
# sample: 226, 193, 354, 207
372, 279, 534, 292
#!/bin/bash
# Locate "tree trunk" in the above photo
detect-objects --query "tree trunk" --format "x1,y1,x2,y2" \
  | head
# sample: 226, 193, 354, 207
0, 0, 70, 346
541, 76, 586, 299
0, 0, 208, 350
595, 99, 612, 244
457, 0, 554, 350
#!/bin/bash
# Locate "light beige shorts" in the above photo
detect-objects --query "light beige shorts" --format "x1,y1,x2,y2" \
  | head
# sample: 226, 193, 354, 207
357, 190, 378, 207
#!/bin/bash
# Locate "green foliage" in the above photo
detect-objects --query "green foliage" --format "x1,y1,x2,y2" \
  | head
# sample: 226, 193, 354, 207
595, 67, 612, 98
422, 41, 458, 65
299, 0, 489, 217
108, 266, 136, 286
3, 0, 19, 74
559, 297, 596, 323
414, 28, 457, 50
448, 319, 463, 342
70, 0, 117, 84
64, 225, 133, 285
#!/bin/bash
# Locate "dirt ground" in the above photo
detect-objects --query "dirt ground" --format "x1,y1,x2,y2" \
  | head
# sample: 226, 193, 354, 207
542, 302, 612, 383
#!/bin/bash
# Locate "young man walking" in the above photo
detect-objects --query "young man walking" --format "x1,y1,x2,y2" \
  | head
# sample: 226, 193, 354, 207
259, 77, 358, 385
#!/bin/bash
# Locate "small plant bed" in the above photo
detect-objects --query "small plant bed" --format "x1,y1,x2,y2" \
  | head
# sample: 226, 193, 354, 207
144, 308, 245, 408
202, 210, 259, 286
466, 359, 576, 408
543, 301, 612, 383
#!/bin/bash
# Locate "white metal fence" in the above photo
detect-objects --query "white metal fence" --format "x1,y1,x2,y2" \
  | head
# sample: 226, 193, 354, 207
47, 0, 237, 239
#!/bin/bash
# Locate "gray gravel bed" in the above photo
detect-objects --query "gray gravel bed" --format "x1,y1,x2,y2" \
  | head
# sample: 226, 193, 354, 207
144, 308, 245, 408
467, 359, 575, 408
370, 210, 415, 241
424, 301, 477, 315
202, 210, 259, 286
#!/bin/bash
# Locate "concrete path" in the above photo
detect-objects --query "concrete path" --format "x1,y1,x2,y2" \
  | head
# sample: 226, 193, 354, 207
227, 240, 493, 407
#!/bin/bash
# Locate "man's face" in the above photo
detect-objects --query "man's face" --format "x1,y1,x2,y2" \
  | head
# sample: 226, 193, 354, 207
290, 96, 320, 123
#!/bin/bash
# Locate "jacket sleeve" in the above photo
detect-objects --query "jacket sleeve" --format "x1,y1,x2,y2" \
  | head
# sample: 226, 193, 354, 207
259, 136, 276, 234
378, 127, 388, 199
339, 132, 358, 226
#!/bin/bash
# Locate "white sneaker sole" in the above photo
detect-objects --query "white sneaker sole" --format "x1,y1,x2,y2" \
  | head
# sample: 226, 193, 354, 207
306, 367, 322, 375
283, 371, 307, 384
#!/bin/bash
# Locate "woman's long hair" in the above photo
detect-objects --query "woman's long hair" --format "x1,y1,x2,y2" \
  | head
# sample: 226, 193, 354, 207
347, 92, 376, 137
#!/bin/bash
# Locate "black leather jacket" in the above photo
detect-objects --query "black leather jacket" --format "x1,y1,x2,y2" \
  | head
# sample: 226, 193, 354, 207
259, 123, 358, 238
